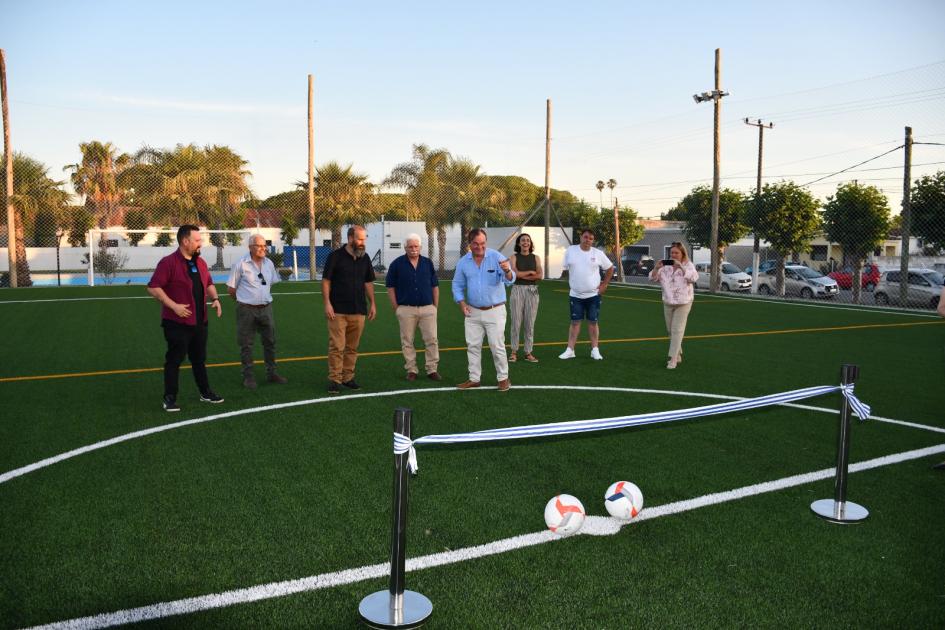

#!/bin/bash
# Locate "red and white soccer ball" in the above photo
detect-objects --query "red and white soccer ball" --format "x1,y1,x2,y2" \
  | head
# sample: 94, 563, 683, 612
544, 494, 586, 536
604, 481, 644, 520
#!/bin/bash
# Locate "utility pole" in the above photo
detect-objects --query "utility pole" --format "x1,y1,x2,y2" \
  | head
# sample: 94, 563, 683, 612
307, 74, 316, 283
613, 197, 623, 283
744, 118, 774, 294
544, 98, 551, 278
692, 48, 729, 293
899, 126, 912, 305
1, 49, 17, 288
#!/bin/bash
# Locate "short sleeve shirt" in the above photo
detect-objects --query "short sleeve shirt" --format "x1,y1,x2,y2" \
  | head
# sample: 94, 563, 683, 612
563, 245, 613, 299
385, 254, 438, 306
323, 246, 376, 315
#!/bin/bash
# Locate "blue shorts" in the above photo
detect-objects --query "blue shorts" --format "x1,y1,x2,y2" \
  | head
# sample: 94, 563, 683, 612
569, 295, 601, 322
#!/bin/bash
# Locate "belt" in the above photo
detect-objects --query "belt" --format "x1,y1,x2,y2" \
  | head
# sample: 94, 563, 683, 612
472, 303, 505, 311
238, 302, 270, 309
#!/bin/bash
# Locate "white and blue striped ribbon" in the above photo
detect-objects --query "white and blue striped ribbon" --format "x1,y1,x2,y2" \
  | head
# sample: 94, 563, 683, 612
393, 383, 870, 473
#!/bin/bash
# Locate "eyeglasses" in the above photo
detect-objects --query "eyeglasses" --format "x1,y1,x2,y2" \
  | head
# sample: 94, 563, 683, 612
257, 272, 267, 285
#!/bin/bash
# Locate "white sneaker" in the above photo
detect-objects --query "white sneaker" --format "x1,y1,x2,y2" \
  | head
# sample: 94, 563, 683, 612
590, 347, 603, 360
558, 347, 576, 360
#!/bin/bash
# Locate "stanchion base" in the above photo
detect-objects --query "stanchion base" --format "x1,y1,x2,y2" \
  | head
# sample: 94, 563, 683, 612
810, 499, 869, 524
359, 590, 432, 629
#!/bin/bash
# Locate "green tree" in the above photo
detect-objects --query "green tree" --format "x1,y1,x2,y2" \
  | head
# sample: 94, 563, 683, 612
822, 182, 890, 304
204, 145, 252, 267
281, 212, 299, 246
124, 207, 150, 246
374, 192, 409, 221
440, 157, 505, 267
2, 153, 71, 284
745, 181, 821, 295
65, 205, 94, 247
65, 141, 130, 237
314, 161, 375, 249
123, 144, 251, 265
910, 170, 945, 254
385, 144, 450, 261
670, 185, 748, 261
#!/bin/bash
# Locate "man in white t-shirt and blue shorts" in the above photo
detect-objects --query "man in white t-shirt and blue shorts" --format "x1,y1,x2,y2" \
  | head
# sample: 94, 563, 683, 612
559, 228, 613, 361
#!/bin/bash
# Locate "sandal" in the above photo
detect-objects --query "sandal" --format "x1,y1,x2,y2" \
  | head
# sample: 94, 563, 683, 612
509, 352, 517, 362
524, 353, 539, 363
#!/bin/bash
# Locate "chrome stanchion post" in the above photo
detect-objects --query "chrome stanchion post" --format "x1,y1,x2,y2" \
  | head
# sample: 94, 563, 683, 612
359, 408, 433, 628
811, 364, 869, 524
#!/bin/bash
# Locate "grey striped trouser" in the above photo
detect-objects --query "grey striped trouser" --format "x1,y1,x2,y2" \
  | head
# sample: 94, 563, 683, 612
509, 284, 540, 354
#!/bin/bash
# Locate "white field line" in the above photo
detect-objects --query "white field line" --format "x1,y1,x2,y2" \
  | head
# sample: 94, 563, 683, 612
25, 441, 945, 630
605, 280, 940, 319
0, 292, 321, 305
3, 386, 943, 486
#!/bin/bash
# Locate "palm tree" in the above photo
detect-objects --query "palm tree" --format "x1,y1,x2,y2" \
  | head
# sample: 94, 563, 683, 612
441, 157, 505, 264
314, 161, 375, 249
203, 145, 252, 268
384, 144, 450, 262
607, 178, 617, 208
65, 141, 130, 241
596, 180, 605, 210
3, 153, 71, 285
125, 144, 210, 226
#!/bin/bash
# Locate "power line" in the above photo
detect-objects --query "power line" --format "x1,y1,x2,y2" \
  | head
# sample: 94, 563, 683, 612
800, 145, 904, 186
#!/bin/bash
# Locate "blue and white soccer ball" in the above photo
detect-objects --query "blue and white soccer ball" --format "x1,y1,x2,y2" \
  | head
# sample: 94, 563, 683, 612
544, 494, 586, 536
604, 481, 644, 520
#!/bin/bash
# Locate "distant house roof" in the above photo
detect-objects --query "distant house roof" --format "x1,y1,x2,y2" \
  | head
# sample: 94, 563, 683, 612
243, 208, 283, 229
637, 219, 685, 231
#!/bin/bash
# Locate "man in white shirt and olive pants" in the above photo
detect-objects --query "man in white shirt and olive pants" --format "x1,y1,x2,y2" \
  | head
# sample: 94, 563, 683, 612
227, 234, 288, 389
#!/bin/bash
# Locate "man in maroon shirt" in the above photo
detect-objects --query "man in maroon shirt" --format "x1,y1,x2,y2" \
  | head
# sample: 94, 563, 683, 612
147, 225, 224, 412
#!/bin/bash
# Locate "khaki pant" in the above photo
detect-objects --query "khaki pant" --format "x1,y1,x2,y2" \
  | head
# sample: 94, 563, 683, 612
465, 305, 509, 383
327, 314, 366, 383
662, 301, 692, 360
509, 284, 539, 353
395, 304, 439, 374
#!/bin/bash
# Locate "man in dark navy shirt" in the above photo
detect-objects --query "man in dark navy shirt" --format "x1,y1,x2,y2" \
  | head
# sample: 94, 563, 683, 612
385, 233, 441, 382
322, 225, 376, 394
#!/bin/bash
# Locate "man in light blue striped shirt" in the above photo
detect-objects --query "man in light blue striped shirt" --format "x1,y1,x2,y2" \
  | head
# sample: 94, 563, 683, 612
452, 228, 516, 391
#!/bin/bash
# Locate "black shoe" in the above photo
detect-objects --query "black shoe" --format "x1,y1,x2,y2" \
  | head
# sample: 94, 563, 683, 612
327, 381, 341, 394
199, 390, 224, 404
342, 379, 361, 390
163, 395, 180, 412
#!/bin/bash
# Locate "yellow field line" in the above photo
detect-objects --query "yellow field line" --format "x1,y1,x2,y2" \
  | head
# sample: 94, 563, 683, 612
1, 319, 940, 384
552, 289, 729, 303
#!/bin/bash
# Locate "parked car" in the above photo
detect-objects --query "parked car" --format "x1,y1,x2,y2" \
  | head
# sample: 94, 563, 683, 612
874, 269, 943, 308
756, 264, 839, 299
828, 263, 882, 290
622, 253, 655, 276
743, 260, 780, 276
695, 262, 751, 291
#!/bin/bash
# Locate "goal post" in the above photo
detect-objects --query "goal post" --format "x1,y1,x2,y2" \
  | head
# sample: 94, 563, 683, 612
86, 228, 252, 287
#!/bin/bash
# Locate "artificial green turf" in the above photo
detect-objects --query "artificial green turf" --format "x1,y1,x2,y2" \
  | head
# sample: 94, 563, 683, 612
1, 281, 943, 627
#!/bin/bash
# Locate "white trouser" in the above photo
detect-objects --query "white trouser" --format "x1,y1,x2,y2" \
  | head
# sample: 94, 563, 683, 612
465, 305, 509, 382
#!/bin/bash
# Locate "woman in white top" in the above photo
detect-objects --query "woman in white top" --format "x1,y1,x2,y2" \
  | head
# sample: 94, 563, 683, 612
649, 241, 698, 369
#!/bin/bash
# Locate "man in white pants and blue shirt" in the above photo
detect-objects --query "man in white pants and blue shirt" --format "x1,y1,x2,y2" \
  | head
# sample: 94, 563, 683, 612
452, 228, 516, 391
226, 234, 288, 389
559, 228, 613, 360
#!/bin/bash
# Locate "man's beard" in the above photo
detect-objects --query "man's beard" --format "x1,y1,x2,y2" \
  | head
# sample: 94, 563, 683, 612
352, 245, 365, 258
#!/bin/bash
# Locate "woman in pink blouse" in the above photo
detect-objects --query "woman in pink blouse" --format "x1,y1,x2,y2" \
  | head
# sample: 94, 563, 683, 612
649, 242, 698, 369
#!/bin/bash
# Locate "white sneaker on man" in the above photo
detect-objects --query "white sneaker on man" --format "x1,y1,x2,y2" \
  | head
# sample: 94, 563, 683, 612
590, 347, 603, 360
558, 347, 576, 360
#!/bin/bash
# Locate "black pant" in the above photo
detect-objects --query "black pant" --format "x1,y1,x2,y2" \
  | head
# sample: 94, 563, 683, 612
162, 321, 211, 397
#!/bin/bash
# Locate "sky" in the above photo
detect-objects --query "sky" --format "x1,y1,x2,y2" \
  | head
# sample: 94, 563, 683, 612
2, 0, 944, 218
